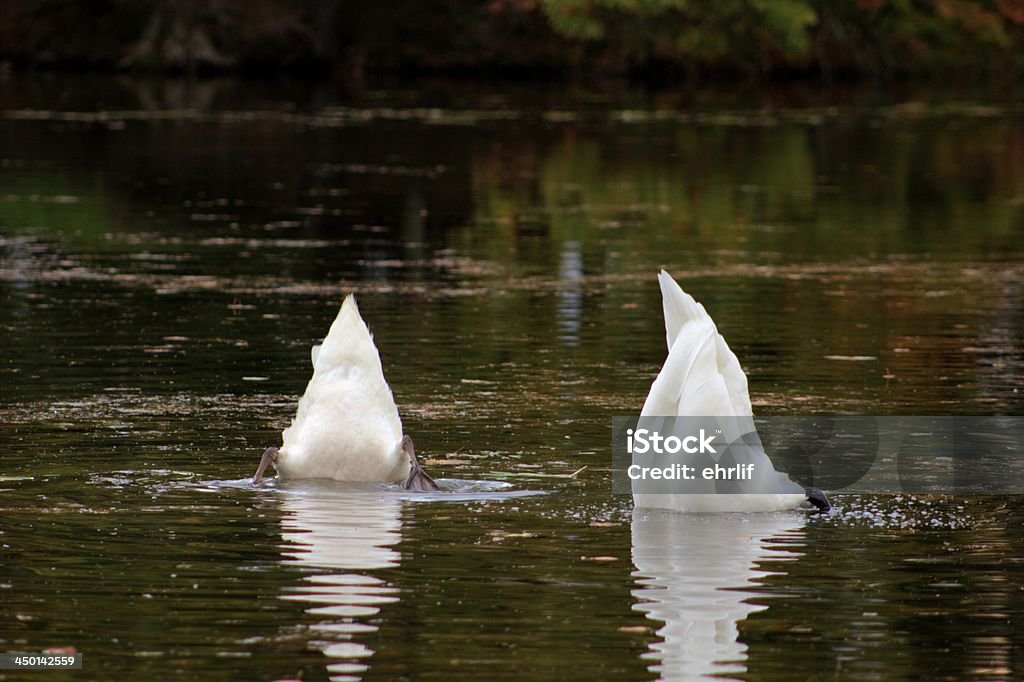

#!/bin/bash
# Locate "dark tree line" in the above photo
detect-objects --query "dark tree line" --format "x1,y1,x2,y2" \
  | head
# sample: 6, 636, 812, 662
1, 0, 1021, 79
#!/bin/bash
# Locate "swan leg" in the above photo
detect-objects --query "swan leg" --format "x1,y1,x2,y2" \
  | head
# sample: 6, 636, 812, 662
401, 435, 440, 492
805, 487, 831, 512
253, 446, 278, 485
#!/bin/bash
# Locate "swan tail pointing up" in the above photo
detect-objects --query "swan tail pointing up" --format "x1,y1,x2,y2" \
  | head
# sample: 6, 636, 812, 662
636, 271, 814, 512
276, 294, 406, 482
313, 295, 386, 377
648, 271, 752, 418
658, 270, 707, 351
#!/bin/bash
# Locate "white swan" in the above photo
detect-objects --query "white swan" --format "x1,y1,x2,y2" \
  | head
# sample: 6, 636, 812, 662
633, 271, 828, 512
253, 295, 438, 490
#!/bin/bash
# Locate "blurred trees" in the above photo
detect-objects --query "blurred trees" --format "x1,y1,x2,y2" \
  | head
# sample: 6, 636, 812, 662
1, 0, 1020, 78
539, 0, 1023, 76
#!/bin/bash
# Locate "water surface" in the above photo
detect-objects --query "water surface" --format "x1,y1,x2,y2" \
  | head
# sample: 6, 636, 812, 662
1, 75, 1022, 681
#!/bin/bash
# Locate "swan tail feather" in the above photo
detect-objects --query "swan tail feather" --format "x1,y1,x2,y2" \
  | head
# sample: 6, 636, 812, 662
657, 271, 753, 417
314, 294, 386, 377
658, 269, 708, 350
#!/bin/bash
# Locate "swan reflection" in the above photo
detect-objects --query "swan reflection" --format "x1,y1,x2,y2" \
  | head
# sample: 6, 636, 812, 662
631, 509, 806, 680
278, 483, 404, 681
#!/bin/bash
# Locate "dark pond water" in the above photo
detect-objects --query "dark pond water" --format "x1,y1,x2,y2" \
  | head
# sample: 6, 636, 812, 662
1, 74, 1022, 681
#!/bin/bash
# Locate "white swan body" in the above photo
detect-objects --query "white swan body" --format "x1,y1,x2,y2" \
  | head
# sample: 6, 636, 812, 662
634, 271, 807, 512
274, 295, 410, 482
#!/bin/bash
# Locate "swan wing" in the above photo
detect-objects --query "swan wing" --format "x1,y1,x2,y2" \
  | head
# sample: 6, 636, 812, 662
641, 320, 739, 417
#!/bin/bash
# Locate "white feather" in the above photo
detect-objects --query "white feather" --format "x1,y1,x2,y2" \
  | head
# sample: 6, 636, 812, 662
275, 295, 409, 482
635, 271, 806, 512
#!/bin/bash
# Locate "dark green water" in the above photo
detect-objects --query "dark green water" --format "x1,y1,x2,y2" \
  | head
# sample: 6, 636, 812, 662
1, 75, 1022, 681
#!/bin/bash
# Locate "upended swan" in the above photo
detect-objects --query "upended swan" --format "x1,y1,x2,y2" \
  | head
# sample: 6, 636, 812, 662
634, 271, 830, 512
253, 295, 438, 491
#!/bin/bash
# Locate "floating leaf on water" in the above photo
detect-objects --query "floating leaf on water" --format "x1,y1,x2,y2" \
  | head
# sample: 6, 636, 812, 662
489, 530, 538, 542
485, 466, 587, 479
581, 556, 618, 562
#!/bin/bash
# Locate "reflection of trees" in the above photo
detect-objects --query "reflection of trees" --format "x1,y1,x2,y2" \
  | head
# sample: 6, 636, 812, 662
466, 119, 1022, 269
459, 116, 1023, 413
4, 80, 1020, 419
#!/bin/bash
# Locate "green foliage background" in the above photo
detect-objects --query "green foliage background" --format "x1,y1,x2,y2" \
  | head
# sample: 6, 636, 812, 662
1, 0, 1021, 77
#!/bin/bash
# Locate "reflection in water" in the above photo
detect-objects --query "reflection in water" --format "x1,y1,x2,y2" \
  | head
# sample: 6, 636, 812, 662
558, 240, 584, 347
278, 484, 403, 681
631, 510, 805, 680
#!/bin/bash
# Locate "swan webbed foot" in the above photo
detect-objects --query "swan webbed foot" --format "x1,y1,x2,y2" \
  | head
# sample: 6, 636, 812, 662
253, 446, 278, 485
402, 435, 440, 492
805, 487, 831, 512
